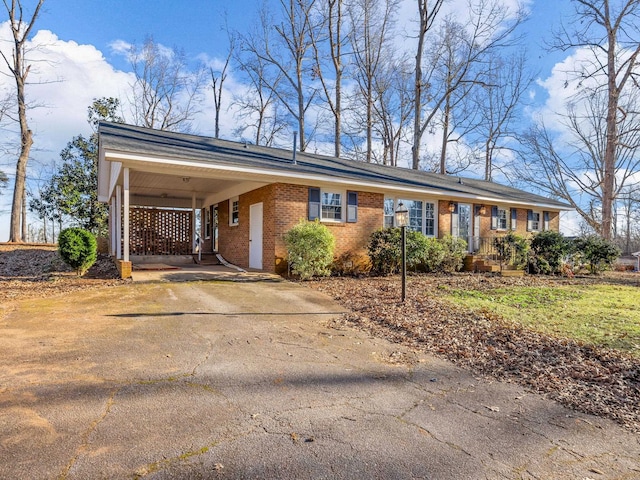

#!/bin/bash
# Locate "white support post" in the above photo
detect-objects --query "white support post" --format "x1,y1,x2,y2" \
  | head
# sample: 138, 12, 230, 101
110, 196, 116, 256
116, 185, 122, 259
123, 167, 130, 262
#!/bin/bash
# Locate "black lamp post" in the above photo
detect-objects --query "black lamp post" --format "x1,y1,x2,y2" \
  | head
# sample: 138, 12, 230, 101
395, 202, 409, 302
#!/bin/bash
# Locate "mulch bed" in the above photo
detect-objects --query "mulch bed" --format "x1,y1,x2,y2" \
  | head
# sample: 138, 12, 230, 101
306, 274, 640, 433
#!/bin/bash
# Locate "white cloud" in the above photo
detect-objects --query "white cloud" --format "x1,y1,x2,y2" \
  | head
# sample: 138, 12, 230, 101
0, 24, 134, 241
108, 39, 132, 56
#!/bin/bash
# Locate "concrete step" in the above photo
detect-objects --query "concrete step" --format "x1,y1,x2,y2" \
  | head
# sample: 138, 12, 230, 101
499, 269, 525, 277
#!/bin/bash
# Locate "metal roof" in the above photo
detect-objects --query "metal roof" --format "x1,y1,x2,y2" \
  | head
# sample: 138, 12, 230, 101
98, 122, 571, 210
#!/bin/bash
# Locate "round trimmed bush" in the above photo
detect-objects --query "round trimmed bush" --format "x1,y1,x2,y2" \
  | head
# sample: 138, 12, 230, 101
58, 227, 98, 276
284, 220, 335, 280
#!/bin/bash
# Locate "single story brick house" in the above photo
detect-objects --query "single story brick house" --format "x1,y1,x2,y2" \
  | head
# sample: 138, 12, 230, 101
97, 122, 571, 276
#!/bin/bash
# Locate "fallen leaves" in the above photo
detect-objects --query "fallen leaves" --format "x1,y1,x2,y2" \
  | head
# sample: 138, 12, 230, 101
0, 245, 125, 303
306, 274, 640, 433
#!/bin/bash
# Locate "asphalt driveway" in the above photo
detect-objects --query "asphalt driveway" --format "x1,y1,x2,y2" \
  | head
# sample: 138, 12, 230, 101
1, 280, 639, 479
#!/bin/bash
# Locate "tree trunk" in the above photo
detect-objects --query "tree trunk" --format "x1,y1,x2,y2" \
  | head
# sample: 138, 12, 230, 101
439, 92, 450, 174
601, 29, 618, 240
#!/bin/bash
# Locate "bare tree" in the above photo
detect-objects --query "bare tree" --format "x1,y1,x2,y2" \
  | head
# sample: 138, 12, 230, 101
471, 51, 535, 181
371, 55, 414, 166
412, 0, 524, 170
210, 29, 235, 139
0, 0, 45, 242
549, 0, 640, 239
615, 186, 640, 254
128, 37, 205, 132
517, 87, 640, 232
240, 0, 320, 151
348, 0, 399, 162
310, 0, 347, 157
411, 0, 445, 170
233, 29, 289, 146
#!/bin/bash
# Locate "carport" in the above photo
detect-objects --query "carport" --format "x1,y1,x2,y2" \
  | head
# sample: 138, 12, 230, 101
97, 123, 271, 276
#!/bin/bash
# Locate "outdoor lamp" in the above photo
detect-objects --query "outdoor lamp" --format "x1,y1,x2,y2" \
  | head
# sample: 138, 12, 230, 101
448, 201, 456, 213
395, 202, 409, 227
395, 202, 409, 302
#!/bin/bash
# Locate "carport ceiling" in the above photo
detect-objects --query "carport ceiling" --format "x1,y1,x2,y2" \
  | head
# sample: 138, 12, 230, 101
129, 170, 237, 200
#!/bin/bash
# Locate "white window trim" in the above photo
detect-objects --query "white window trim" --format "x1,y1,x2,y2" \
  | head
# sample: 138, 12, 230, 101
319, 188, 346, 223
384, 197, 438, 237
229, 197, 239, 227
530, 210, 542, 232
496, 206, 509, 231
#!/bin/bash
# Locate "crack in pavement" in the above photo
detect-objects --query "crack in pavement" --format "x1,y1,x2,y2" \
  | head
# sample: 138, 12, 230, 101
58, 385, 121, 480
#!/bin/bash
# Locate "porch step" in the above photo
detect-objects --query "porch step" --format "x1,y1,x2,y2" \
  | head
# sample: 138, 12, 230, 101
499, 268, 525, 277
476, 263, 501, 273
464, 254, 525, 275
193, 253, 222, 265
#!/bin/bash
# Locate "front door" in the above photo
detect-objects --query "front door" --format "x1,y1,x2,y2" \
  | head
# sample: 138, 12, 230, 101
249, 202, 263, 270
457, 203, 473, 251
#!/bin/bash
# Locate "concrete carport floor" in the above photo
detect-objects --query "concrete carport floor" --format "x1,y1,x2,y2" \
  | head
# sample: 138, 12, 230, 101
0, 280, 638, 479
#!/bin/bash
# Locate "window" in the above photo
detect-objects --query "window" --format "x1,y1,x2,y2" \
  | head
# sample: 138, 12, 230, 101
384, 198, 436, 236
425, 202, 435, 236
400, 199, 423, 233
527, 210, 541, 231
384, 198, 395, 228
322, 192, 342, 220
230, 197, 239, 226
491, 206, 509, 230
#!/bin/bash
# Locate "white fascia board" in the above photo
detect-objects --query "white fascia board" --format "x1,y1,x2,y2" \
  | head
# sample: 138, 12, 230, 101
103, 149, 570, 212
97, 141, 111, 201
108, 162, 122, 200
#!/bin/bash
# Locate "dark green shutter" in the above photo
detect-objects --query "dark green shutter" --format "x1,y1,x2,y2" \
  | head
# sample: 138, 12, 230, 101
511, 208, 517, 230
308, 187, 320, 221
347, 191, 358, 223
491, 206, 498, 230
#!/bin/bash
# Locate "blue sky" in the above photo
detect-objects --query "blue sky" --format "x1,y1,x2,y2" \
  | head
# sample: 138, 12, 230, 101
0, 0, 580, 240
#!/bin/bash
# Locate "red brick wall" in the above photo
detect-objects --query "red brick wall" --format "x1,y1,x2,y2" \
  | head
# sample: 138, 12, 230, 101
439, 203, 561, 241
217, 185, 277, 271
216, 185, 562, 271
438, 200, 452, 238
272, 184, 383, 274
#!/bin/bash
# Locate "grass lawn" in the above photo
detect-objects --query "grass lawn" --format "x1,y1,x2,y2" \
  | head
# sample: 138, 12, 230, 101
444, 284, 640, 356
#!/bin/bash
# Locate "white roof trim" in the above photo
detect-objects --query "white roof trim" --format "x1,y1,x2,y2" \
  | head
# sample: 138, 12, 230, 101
102, 149, 570, 211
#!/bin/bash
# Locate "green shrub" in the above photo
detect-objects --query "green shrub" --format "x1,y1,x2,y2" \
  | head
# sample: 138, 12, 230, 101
368, 228, 446, 275
493, 232, 529, 268
528, 230, 570, 274
368, 228, 402, 275
58, 227, 97, 276
440, 235, 467, 273
412, 234, 445, 273
571, 235, 620, 274
284, 219, 335, 280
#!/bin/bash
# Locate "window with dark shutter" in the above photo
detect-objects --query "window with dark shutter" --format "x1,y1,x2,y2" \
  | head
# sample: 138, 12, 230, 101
308, 187, 320, 221
543, 211, 550, 231
527, 210, 533, 231
491, 206, 498, 230
347, 191, 358, 223
511, 208, 517, 231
